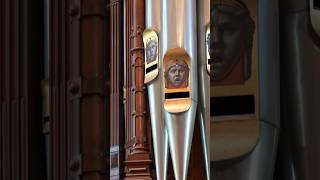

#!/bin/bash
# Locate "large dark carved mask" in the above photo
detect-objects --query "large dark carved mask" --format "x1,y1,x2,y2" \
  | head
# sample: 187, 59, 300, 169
210, 0, 255, 81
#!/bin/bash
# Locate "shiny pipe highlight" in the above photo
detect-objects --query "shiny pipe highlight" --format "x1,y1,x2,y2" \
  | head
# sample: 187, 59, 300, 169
144, 0, 168, 180
197, 0, 210, 179
161, 0, 198, 179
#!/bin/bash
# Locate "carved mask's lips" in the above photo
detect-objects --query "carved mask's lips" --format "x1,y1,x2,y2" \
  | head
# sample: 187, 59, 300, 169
173, 75, 182, 82
211, 55, 231, 81
211, 57, 224, 70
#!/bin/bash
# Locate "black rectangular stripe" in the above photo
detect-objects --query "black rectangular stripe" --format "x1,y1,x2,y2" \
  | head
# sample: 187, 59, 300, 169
146, 64, 157, 74
210, 95, 255, 116
165, 92, 190, 99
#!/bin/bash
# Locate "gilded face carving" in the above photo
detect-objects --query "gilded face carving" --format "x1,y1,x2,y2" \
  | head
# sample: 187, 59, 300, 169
146, 39, 157, 63
165, 59, 189, 88
210, 1, 255, 81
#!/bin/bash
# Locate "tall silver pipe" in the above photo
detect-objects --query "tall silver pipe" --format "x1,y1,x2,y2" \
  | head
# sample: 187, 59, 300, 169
161, 0, 197, 179
144, 0, 168, 180
278, 0, 320, 179
197, 0, 210, 179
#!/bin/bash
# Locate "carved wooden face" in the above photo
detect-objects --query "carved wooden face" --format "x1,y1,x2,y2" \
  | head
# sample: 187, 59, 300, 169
165, 59, 189, 88
146, 39, 157, 63
210, 3, 254, 81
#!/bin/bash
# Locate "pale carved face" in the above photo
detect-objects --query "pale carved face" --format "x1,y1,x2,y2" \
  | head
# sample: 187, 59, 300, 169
166, 59, 189, 88
168, 64, 186, 87
146, 39, 157, 63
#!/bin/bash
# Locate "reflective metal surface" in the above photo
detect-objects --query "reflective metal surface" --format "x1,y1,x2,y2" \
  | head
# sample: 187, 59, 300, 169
279, 0, 320, 178
212, 0, 280, 179
212, 122, 279, 180
145, 0, 168, 179
161, 0, 198, 179
148, 83, 168, 180
198, 0, 210, 179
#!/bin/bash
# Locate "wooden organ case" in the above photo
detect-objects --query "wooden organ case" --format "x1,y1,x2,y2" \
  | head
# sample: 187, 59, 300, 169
108, 0, 207, 179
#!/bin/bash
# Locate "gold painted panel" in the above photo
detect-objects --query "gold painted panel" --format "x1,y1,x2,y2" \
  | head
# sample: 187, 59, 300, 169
163, 48, 192, 113
143, 29, 160, 84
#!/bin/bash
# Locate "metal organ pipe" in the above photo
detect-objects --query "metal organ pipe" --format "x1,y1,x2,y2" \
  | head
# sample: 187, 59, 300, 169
197, 0, 211, 179
162, 0, 197, 180
144, 0, 210, 179
144, 0, 169, 180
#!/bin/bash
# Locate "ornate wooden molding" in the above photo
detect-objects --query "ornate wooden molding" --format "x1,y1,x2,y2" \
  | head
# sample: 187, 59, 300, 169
124, 0, 153, 179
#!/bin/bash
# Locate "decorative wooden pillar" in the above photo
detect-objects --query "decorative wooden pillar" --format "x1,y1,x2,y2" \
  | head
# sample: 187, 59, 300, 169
0, 0, 46, 179
50, 0, 69, 178
108, 0, 125, 179
130, 0, 147, 154
50, 0, 108, 179
124, 0, 153, 179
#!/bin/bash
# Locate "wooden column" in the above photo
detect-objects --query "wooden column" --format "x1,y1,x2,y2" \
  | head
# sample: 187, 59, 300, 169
80, 1, 107, 180
130, 0, 147, 154
50, 0, 69, 178
50, 0, 108, 179
0, 0, 46, 179
108, 0, 125, 179
124, 0, 153, 179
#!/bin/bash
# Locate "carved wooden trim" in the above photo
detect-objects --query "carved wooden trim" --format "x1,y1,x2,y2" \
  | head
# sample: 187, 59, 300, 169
124, 0, 153, 179
129, 0, 147, 155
